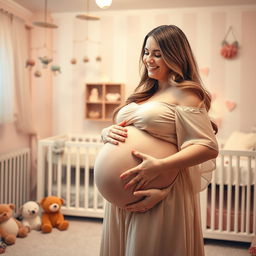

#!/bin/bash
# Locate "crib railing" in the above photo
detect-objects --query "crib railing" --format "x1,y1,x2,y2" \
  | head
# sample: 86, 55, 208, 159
0, 148, 30, 213
201, 149, 256, 242
37, 134, 105, 218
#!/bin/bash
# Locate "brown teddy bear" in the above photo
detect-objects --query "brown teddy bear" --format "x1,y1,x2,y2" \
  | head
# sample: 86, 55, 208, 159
0, 204, 29, 245
40, 196, 69, 233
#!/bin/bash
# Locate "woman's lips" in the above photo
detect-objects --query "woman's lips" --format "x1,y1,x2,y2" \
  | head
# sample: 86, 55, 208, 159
147, 66, 159, 71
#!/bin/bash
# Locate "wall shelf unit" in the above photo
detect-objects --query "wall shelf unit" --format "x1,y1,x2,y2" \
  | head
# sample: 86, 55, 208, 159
85, 83, 124, 121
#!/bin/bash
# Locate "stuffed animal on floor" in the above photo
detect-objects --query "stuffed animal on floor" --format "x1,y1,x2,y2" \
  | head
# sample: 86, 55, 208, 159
20, 201, 41, 231
0, 236, 7, 254
40, 196, 69, 233
0, 204, 29, 245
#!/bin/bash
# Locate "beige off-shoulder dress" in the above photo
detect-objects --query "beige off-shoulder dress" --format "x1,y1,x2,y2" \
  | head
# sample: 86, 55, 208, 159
100, 101, 218, 256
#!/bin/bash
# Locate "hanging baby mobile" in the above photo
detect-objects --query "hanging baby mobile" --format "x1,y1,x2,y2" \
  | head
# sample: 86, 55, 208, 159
70, 0, 102, 66
25, 0, 61, 77
220, 26, 239, 59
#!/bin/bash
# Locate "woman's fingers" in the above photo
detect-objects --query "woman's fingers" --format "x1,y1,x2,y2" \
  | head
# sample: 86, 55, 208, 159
134, 179, 148, 191
120, 166, 138, 180
124, 175, 141, 190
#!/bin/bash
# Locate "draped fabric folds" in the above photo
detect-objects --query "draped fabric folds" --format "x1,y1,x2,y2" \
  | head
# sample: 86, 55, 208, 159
0, 11, 36, 198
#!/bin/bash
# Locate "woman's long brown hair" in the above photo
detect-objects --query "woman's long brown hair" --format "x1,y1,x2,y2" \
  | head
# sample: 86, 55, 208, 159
113, 25, 218, 134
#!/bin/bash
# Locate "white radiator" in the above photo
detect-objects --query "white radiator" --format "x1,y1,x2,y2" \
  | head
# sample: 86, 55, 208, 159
0, 148, 30, 213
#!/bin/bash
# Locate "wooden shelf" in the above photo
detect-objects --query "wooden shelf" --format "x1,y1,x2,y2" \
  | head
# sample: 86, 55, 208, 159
85, 83, 124, 121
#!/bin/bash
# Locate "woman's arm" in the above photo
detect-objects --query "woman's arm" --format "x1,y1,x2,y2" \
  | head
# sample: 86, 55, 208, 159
120, 144, 218, 190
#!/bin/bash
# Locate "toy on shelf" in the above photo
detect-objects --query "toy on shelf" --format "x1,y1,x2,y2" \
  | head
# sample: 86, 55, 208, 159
0, 204, 29, 245
20, 201, 41, 231
89, 88, 100, 102
106, 93, 121, 102
40, 196, 69, 233
88, 110, 101, 119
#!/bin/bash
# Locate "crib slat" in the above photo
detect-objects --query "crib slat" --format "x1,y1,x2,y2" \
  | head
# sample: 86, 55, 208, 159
234, 155, 240, 233
57, 154, 62, 198
84, 147, 89, 209
210, 172, 216, 230
241, 186, 245, 232
227, 155, 232, 232
9, 157, 13, 204
4, 160, 8, 203
219, 155, 224, 231
47, 146, 53, 195
66, 147, 71, 208
246, 156, 251, 234
75, 146, 80, 208
16, 156, 20, 210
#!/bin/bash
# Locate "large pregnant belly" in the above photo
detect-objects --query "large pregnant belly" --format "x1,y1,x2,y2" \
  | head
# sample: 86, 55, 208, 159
94, 126, 178, 208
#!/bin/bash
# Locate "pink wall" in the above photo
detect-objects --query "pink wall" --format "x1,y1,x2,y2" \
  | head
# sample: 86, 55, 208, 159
0, 123, 30, 154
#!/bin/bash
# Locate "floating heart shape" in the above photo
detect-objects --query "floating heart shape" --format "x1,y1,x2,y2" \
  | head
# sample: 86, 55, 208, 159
200, 67, 210, 77
225, 100, 236, 111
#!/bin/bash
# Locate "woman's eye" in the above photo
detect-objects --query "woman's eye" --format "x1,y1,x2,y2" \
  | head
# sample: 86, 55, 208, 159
155, 54, 161, 58
144, 52, 149, 55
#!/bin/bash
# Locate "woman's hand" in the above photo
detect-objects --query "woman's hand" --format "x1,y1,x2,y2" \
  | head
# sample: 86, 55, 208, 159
124, 187, 171, 213
120, 150, 163, 190
101, 120, 128, 145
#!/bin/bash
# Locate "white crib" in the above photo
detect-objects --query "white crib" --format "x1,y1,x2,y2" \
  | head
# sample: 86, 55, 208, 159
37, 134, 105, 218
37, 134, 256, 242
200, 149, 256, 242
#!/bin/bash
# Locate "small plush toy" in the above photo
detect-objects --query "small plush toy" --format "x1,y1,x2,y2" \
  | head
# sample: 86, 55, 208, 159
0, 204, 29, 245
0, 236, 7, 254
40, 196, 69, 233
20, 201, 41, 231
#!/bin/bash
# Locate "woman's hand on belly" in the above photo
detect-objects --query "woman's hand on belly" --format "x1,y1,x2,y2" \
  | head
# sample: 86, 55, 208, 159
124, 186, 171, 212
101, 120, 128, 145
120, 149, 165, 191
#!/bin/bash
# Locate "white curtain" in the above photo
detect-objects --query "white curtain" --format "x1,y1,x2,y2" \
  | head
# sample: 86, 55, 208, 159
0, 12, 15, 124
12, 16, 35, 134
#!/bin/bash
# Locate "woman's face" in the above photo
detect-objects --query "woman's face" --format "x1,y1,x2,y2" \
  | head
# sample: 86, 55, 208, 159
143, 36, 170, 83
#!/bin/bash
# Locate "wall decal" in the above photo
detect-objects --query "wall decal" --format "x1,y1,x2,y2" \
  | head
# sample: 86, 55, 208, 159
225, 100, 237, 111
199, 67, 210, 77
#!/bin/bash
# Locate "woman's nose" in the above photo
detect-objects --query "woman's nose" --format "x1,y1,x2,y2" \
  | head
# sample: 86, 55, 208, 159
146, 56, 154, 63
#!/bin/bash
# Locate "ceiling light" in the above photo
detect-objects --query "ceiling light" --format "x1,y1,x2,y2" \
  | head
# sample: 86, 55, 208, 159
95, 0, 112, 9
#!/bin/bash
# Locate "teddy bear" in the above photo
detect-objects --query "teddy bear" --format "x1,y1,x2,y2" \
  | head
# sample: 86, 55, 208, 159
0, 204, 29, 245
20, 201, 41, 231
40, 196, 69, 233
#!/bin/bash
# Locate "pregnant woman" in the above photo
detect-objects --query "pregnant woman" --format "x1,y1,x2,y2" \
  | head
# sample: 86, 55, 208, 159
94, 25, 218, 256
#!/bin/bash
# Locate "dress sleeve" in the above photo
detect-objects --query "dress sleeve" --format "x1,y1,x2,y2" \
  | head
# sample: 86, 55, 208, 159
175, 105, 219, 192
